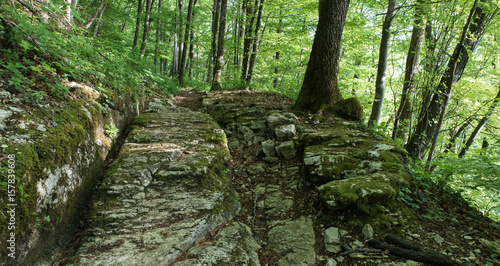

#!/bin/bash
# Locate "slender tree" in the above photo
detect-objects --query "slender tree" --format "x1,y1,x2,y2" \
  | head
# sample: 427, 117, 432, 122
209, 0, 221, 81
241, 0, 256, 81
368, 0, 397, 126
179, 0, 195, 85
294, 0, 351, 112
154, 0, 163, 68
211, 0, 228, 91
392, 0, 426, 141
459, 86, 500, 157
406, 0, 497, 160
245, 0, 266, 87
84, 0, 107, 30
140, 0, 154, 59
133, 0, 144, 49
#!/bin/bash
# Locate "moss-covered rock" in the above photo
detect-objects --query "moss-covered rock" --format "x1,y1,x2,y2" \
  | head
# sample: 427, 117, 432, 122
321, 97, 364, 121
317, 174, 397, 210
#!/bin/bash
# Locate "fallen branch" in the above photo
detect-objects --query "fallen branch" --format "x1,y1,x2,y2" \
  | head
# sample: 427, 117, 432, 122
367, 238, 463, 266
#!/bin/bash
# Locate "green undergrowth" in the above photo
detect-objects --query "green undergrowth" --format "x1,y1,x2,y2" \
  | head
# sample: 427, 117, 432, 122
0, 3, 178, 108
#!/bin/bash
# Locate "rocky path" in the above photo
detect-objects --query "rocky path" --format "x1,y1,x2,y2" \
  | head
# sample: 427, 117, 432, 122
56, 90, 500, 266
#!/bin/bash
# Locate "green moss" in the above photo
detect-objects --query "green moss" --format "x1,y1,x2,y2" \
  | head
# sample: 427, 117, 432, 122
379, 151, 403, 163
321, 97, 364, 121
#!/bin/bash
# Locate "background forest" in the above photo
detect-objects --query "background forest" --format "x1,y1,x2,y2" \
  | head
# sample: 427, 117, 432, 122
1, 0, 499, 221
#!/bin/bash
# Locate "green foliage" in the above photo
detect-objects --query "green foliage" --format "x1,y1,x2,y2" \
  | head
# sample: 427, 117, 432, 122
104, 124, 119, 138
429, 142, 500, 221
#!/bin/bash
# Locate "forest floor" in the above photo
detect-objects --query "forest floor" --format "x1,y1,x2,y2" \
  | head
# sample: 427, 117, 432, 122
173, 89, 500, 266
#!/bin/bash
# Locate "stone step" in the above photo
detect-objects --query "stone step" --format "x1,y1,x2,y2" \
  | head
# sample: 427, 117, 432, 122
70, 102, 239, 265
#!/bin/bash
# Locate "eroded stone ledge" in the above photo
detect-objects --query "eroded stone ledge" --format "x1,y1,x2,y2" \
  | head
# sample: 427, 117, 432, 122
70, 101, 239, 265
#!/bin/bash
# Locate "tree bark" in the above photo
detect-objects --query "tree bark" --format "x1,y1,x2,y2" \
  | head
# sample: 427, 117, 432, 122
179, 0, 194, 85
209, 0, 221, 81
241, 0, 255, 80
236, 0, 247, 73
133, 0, 143, 49
84, 0, 107, 30
405, 0, 496, 160
92, 0, 106, 36
154, 0, 163, 68
187, 0, 198, 78
245, 0, 265, 87
294, 0, 350, 112
140, 0, 154, 59
368, 0, 397, 126
392, 0, 426, 140
459, 86, 500, 157
273, 12, 282, 89
211, 0, 227, 91
171, 0, 181, 77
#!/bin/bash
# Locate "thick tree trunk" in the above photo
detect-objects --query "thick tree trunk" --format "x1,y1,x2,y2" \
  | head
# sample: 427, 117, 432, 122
211, 0, 228, 91
140, 0, 154, 59
406, 0, 495, 160
133, 0, 143, 49
294, 0, 350, 112
245, 0, 265, 87
392, 0, 426, 141
179, 0, 194, 85
368, 0, 397, 126
459, 86, 500, 157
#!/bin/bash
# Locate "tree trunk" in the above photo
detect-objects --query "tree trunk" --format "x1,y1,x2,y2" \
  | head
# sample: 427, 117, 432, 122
245, 0, 265, 87
293, 0, 350, 112
140, 0, 154, 59
177, 0, 184, 77
92, 0, 106, 36
154, 0, 163, 68
241, 0, 255, 80
459, 86, 500, 157
171, 0, 181, 77
406, 0, 495, 160
211, 0, 228, 91
179, 0, 195, 85
133, 0, 143, 49
273, 12, 282, 89
65, 0, 78, 25
368, 0, 397, 126
236, 0, 247, 73
209, 0, 221, 81
84, 0, 107, 30
188, 0, 198, 78
392, 0, 426, 141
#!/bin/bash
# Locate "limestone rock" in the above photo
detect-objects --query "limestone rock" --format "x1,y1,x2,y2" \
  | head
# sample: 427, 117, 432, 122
174, 222, 261, 266
276, 141, 296, 160
267, 112, 297, 131
262, 140, 276, 157
275, 124, 296, 141
0, 108, 13, 131
268, 217, 316, 265
72, 105, 239, 265
317, 174, 397, 210
362, 224, 374, 239
325, 227, 342, 253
